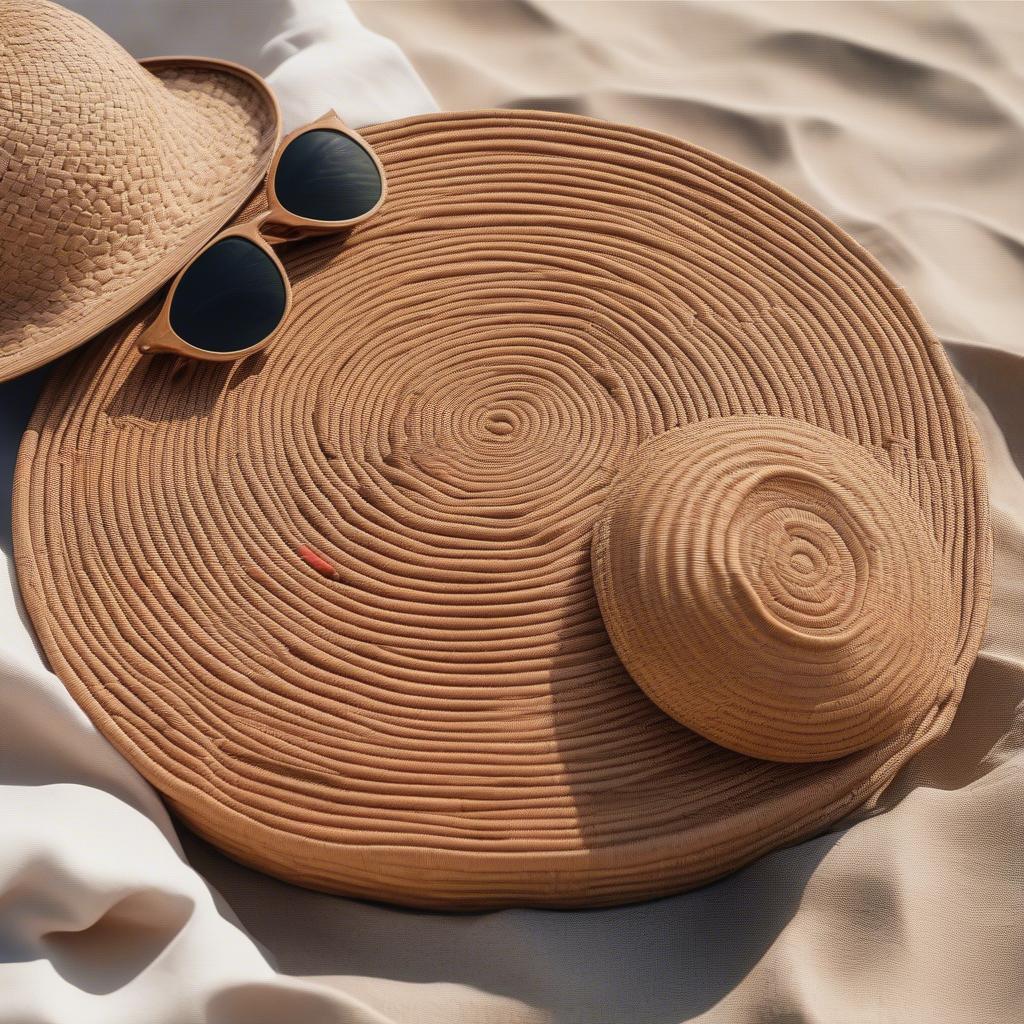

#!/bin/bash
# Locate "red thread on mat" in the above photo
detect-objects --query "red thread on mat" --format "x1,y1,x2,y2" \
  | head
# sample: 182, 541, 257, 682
297, 545, 339, 579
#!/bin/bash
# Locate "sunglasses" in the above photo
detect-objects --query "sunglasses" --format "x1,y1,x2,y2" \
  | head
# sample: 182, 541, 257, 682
137, 110, 386, 361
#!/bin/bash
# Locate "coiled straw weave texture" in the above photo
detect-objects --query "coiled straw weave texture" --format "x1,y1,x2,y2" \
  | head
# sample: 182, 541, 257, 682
15, 110, 991, 909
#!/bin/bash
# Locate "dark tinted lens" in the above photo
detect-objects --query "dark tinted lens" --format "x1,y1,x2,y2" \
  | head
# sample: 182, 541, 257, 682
274, 129, 382, 222
169, 237, 286, 353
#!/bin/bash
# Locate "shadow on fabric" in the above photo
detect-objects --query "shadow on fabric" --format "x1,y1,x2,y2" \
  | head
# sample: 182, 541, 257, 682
0, 365, 52, 556
181, 825, 841, 1024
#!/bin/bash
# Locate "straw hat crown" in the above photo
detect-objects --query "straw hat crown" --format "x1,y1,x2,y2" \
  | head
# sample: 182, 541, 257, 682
0, 0, 279, 380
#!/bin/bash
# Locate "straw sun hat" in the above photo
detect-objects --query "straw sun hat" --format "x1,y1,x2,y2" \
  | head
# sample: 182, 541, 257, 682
14, 109, 991, 909
0, 0, 281, 382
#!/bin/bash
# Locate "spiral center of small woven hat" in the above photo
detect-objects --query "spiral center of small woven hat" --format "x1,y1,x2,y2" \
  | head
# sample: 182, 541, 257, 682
730, 477, 871, 644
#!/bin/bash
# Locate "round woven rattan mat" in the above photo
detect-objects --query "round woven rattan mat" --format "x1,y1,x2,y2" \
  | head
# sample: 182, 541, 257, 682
14, 110, 991, 909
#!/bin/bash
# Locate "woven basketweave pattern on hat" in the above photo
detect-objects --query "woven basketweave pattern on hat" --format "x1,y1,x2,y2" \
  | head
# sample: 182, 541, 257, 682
14, 109, 991, 909
0, 0, 280, 381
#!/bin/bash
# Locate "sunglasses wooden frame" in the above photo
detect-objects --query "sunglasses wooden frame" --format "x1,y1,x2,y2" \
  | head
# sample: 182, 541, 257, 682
136, 110, 387, 361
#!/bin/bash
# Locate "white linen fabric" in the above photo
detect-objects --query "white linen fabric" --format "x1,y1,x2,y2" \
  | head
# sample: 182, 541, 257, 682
3, 3, 1023, 1024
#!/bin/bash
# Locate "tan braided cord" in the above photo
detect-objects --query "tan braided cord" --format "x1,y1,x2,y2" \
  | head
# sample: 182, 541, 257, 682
14, 110, 991, 909
0, 0, 280, 381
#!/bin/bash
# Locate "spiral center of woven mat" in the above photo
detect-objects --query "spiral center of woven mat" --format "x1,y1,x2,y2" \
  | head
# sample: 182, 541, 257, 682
314, 342, 629, 525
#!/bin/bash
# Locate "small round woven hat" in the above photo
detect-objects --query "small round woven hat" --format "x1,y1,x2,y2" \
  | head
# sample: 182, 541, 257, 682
15, 110, 991, 909
0, 0, 280, 382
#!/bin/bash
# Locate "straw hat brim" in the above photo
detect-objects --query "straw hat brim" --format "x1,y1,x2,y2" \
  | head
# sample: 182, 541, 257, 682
0, 57, 280, 383
13, 110, 992, 910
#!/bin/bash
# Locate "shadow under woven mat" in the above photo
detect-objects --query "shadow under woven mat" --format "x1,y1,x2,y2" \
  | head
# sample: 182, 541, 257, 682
181, 825, 841, 1024
0, 365, 51, 557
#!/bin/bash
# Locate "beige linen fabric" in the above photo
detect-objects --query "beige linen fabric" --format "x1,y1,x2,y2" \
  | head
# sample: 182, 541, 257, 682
1, 2, 1022, 1023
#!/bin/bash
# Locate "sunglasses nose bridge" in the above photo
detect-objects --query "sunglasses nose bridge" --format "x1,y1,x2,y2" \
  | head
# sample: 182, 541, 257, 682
253, 208, 310, 245
248, 209, 280, 242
